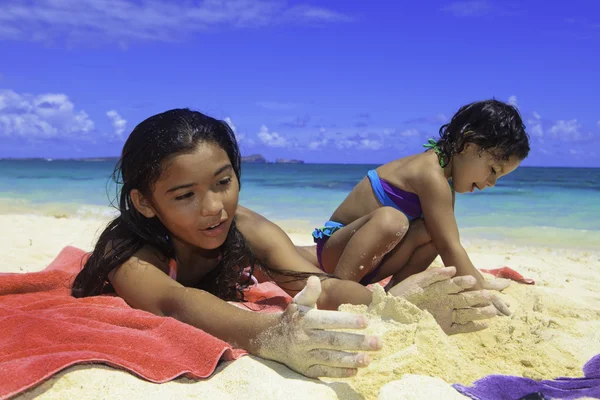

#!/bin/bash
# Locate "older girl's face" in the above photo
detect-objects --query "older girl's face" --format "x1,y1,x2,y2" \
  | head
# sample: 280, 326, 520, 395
146, 142, 239, 251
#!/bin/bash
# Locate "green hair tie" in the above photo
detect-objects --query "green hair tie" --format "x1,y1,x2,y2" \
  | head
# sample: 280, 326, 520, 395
423, 138, 446, 167
423, 138, 454, 192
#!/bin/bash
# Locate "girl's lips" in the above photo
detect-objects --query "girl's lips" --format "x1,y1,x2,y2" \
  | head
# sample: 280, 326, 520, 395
200, 220, 228, 238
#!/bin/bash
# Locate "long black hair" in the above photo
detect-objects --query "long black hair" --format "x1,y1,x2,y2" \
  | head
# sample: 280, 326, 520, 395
434, 99, 530, 166
72, 109, 256, 301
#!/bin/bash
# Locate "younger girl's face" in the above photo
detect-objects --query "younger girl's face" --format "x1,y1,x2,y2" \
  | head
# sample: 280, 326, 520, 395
452, 144, 521, 194
148, 141, 239, 251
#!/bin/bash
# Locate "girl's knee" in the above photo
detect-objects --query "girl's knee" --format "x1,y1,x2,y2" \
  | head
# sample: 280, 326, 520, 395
370, 207, 410, 242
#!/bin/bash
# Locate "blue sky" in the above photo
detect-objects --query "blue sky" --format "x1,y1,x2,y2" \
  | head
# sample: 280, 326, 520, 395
0, 0, 598, 166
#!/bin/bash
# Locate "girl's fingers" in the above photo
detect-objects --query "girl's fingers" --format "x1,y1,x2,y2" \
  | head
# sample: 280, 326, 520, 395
304, 364, 358, 378
452, 304, 498, 325
447, 321, 488, 335
490, 295, 512, 316
308, 330, 382, 352
415, 266, 458, 288
308, 349, 371, 369
302, 308, 368, 330
450, 290, 493, 308
482, 278, 511, 291
293, 275, 322, 308
435, 275, 477, 295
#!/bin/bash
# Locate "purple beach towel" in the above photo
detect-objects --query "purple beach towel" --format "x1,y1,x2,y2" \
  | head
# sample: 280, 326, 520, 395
453, 353, 600, 400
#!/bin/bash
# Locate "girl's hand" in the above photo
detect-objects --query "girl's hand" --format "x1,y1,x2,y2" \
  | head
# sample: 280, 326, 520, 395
388, 267, 511, 335
252, 276, 382, 378
481, 278, 511, 291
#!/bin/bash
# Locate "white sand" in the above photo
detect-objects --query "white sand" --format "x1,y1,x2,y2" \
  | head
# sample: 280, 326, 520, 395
2, 213, 599, 400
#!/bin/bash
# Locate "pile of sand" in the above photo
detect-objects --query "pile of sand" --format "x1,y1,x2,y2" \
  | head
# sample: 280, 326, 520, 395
326, 267, 600, 399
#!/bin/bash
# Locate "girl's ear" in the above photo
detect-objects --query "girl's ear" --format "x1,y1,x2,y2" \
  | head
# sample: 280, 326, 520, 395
130, 189, 157, 218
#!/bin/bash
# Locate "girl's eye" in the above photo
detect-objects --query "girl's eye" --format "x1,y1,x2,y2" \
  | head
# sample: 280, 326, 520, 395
218, 177, 232, 186
175, 192, 194, 201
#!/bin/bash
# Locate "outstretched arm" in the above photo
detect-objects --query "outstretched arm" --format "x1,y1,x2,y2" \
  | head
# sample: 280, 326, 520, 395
413, 170, 487, 288
108, 246, 277, 352
108, 245, 376, 378
237, 207, 373, 309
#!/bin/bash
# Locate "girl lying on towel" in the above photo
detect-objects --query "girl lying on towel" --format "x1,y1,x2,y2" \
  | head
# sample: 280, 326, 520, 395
72, 108, 509, 379
309, 100, 530, 292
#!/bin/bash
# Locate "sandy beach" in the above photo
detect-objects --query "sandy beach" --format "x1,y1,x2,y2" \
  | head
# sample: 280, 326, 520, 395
3, 212, 600, 400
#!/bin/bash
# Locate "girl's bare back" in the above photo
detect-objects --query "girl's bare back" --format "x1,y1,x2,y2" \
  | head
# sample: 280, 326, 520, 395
330, 152, 440, 224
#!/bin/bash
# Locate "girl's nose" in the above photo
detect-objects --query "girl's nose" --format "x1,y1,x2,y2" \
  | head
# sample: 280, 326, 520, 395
201, 193, 224, 216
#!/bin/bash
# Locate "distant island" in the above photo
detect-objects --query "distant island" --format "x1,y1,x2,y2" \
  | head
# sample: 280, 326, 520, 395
241, 154, 304, 164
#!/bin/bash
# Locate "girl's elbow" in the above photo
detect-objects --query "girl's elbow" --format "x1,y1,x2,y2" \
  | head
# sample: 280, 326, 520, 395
157, 287, 189, 319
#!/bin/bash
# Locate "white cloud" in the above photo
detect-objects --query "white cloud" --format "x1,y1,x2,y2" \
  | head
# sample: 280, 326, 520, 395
334, 138, 357, 150
0, 89, 94, 139
0, 0, 352, 45
286, 5, 353, 22
223, 116, 250, 143
257, 125, 287, 147
507, 95, 518, 107
399, 128, 420, 137
224, 117, 237, 133
359, 139, 382, 150
527, 111, 543, 137
434, 113, 448, 123
106, 110, 126, 139
530, 124, 543, 137
327, 133, 384, 150
549, 119, 582, 141
597, 120, 600, 129
308, 136, 328, 150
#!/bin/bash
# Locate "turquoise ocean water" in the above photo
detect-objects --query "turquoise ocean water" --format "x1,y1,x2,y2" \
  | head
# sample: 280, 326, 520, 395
1, 159, 599, 248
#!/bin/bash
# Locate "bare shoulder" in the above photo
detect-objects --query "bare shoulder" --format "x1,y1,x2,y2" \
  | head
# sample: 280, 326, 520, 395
107, 243, 170, 281
107, 243, 181, 315
234, 205, 290, 264
235, 205, 270, 232
408, 153, 450, 195
234, 205, 274, 247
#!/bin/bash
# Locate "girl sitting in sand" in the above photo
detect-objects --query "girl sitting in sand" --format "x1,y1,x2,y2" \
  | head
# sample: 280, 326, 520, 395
72, 108, 509, 379
310, 99, 530, 292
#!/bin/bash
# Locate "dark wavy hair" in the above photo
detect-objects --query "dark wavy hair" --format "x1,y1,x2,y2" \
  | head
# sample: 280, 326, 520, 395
71, 109, 256, 301
434, 99, 530, 167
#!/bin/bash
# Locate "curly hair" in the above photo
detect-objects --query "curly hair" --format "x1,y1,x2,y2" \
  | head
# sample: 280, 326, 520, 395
434, 99, 530, 167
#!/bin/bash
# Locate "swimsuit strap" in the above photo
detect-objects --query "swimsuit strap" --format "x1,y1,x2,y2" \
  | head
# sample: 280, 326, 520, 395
168, 258, 178, 280
423, 139, 455, 192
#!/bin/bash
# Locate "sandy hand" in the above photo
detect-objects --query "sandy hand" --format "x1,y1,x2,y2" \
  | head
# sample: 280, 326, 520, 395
481, 277, 511, 291
253, 276, 382, 378
388, 267, 511, 335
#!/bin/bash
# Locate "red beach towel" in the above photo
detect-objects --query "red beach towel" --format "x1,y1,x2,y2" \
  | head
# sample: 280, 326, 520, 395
0, 246, 289, 400
480, 266, 535, 285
